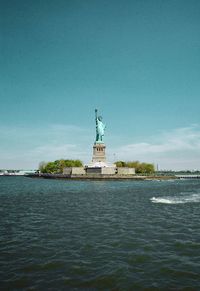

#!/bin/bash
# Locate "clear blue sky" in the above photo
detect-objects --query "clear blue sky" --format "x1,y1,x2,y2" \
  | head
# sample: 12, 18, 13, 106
1, 0, 200, 170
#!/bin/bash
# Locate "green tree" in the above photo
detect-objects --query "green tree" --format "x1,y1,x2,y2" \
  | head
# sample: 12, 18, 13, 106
43, 162, 58, 173
115, 161, 126, 167
39, 159, 83, 174
115, 160, 155, 174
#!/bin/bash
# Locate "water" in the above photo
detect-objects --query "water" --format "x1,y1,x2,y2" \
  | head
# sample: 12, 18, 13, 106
0, 177, 200, 290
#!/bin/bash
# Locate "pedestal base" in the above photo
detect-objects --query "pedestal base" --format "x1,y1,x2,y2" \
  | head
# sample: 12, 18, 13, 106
92, 143, 106, 163
87, 142, 116, 169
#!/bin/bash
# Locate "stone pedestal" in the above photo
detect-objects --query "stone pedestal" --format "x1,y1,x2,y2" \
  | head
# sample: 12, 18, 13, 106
87, 142, 115, 170
92, 143, 106, 163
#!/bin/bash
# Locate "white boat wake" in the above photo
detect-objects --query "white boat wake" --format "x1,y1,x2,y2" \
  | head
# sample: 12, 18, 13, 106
151, 193, 200, 204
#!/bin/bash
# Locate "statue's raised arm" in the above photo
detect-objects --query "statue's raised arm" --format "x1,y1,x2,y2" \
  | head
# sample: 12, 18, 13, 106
95, 109, 98, 126
95, 109, 98, 119
95, 109, 106, 143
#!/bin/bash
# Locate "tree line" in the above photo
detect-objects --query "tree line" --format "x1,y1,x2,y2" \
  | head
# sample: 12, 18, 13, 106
115, 161, 155, 174
39, 159, 83, 174
39, 159, 154, 174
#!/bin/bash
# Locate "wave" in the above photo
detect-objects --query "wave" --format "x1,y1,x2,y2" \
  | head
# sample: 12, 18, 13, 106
151, 193, 200, 204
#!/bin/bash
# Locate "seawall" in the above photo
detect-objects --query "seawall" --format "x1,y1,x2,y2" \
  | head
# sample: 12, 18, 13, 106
26, 173, 177, 180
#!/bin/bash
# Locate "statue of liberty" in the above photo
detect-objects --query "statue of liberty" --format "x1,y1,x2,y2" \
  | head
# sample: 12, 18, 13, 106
95, 109, 106, 143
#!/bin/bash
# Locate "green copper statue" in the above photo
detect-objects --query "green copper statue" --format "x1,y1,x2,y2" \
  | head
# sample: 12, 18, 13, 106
95, 109, 106, 143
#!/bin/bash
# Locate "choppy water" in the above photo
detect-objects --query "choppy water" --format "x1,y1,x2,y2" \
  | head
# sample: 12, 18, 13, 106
0, 177, 200, 290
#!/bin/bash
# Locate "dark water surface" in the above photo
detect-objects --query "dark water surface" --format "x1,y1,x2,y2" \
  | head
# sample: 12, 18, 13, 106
0, 177, 200, 290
